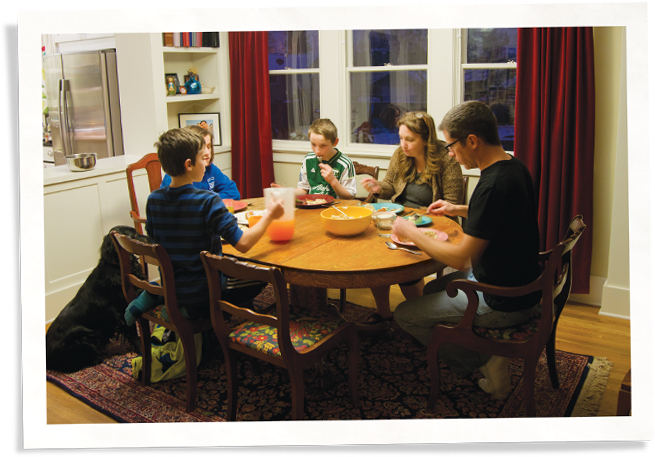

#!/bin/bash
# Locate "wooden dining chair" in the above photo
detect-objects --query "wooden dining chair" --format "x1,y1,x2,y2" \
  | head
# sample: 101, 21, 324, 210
353, 161, 379, 204
426, 215, 586, 417
126, 153, 162, 236
111, 231, 213, 413
200, 252, 361, 420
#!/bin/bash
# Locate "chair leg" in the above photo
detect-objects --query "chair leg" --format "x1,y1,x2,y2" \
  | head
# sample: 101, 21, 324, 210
179, 333, 198, 412
426, 341, 442, 411
545, 334, 560, 390
288, 367, 305, 420
523, 357, 539, 417
339, 289, 346, 313
137, 317, 152, 386
223, 347, 239, 421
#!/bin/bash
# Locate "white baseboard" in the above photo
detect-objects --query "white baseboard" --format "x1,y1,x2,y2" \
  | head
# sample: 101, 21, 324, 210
569, 275, 605, 307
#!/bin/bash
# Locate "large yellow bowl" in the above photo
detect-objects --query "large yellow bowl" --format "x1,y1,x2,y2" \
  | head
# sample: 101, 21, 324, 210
320, 206, 373, 236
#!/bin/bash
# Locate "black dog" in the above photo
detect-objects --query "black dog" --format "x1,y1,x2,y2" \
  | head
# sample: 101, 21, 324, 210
46, 225, 150, 373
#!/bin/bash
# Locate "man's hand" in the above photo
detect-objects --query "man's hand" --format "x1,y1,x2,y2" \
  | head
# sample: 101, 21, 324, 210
427, 199, 467, 218
392, 216, 421, 242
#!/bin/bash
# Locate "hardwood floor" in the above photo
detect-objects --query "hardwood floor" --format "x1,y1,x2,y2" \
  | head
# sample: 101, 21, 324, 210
47, 284, 631, 423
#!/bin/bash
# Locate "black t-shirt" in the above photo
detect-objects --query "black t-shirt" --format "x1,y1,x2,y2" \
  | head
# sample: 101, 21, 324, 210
465, 156, 541, 311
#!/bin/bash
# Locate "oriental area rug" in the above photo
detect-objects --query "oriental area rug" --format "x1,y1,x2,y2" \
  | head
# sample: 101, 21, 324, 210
47, 290, 612, 422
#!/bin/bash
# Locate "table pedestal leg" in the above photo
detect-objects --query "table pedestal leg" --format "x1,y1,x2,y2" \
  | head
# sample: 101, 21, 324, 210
289, 285, 328, 312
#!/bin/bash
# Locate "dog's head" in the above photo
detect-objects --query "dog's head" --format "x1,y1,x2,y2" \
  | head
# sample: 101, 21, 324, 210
101, 226, 151, 275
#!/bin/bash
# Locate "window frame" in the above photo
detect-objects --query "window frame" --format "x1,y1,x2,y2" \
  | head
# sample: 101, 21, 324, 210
457, 29, 518, 154
272, 28, 514, 162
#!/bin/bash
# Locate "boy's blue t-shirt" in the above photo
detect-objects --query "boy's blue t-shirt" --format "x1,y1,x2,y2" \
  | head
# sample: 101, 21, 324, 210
146, 184, 242, 310
161, 163, 241, 200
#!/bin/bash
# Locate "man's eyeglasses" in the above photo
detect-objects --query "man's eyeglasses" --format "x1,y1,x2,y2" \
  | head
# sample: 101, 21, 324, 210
445, 137, 465, 151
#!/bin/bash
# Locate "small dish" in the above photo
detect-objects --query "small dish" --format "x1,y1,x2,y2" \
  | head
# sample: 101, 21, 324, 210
403, 215, 432, 226
365, 202, 404, 214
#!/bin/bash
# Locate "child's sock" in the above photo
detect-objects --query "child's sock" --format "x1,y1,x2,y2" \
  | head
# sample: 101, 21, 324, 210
124, 289, 164, 326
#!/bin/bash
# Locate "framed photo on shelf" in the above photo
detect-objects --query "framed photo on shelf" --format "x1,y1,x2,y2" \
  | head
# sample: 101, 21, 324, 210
178, 113, 221, 146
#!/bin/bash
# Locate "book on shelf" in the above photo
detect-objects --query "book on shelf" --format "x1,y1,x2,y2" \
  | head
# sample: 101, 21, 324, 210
162, 32, 220, 48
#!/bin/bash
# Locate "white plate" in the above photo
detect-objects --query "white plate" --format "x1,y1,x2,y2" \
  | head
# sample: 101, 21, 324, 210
236, 210, 265, 226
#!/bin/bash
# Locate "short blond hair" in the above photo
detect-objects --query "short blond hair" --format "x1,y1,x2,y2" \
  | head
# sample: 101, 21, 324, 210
308, 118, 338, 144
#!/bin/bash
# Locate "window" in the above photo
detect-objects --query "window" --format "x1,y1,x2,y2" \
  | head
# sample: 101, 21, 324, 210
269, 31, 320, 141
349, 30, 428, 145
461, 28, 518, 151
268, 28, 515, 153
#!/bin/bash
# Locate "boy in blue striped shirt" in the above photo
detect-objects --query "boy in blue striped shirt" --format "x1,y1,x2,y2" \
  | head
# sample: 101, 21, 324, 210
144, 128, 284, 319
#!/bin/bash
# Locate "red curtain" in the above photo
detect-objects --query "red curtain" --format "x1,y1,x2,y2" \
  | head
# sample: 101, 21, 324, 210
229, 32, 274, 198
514, 28, 595, 294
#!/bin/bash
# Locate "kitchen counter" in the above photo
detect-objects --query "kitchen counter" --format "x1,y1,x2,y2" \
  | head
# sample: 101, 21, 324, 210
43, 155, 145, 186
43, 153, 155, 322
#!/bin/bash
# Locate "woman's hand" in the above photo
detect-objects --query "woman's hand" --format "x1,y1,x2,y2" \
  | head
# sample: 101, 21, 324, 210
361, 177, 381, 194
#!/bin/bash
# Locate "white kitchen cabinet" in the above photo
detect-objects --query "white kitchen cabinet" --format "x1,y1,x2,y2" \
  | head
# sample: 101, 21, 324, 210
43, 156, 153, 322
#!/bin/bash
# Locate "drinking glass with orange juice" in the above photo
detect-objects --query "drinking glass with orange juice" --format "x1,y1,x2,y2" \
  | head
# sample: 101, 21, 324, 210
263, 187, 295, 241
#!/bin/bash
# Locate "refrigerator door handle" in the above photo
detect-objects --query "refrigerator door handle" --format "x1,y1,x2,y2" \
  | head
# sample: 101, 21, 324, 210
58, 78, 73, 156
99, 51, 114, 156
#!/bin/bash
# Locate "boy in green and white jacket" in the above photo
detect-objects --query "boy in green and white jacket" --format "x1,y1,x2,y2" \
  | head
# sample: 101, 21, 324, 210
274, 119, 356, 199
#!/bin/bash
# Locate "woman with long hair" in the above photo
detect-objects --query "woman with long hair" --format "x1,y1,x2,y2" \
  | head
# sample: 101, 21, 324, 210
360, 111, 463, 326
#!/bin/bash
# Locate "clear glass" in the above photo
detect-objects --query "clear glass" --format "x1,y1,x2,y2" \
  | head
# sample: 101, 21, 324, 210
463, 68, 516, 151
352, 30, 427, 67
466, 28, 518, 64
270, 73, 320, 141
268, 31, 319, 70
350, 70, 427, 145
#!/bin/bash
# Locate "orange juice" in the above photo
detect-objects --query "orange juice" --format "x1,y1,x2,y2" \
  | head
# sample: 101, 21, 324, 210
248, 215, 263, 227
267, 219, 294, 241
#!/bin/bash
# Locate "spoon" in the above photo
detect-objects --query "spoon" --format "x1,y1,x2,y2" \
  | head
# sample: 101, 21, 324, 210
385, 241, 422, 255
333, 205, 351, 219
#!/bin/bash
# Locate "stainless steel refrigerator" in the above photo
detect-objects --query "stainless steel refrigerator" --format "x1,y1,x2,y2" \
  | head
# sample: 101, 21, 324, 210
44, 49, 124, 165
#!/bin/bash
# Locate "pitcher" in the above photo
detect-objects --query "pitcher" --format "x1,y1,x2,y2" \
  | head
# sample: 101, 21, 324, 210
264, 187, 295, 241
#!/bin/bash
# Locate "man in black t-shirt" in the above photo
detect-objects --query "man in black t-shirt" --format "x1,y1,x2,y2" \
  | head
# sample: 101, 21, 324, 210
393, 101, 541, 401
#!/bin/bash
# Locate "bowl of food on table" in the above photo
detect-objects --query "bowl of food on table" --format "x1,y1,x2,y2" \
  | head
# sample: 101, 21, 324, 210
320, 206, 373, 236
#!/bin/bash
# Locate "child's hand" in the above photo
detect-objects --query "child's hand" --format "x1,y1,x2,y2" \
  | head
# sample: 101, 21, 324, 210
266, 198, 285, 220
318, 163, 336, 184
361, 177, 381, 194
270, 182, 282, 188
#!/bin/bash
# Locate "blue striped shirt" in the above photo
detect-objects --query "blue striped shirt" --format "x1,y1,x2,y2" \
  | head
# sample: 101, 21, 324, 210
146, 184, 243, 310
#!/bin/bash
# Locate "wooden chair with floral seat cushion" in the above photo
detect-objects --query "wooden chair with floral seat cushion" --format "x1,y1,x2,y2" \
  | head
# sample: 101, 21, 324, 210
426, 215, 585, 417
200, 252, 361, 421
111, 231, 213, 413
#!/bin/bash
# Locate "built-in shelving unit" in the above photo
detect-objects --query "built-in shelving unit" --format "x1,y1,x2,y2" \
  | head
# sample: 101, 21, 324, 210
115, 33, 231, 156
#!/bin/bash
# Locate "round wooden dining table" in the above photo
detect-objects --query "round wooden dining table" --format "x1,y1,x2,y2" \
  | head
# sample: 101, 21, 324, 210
222, 198, 464, 311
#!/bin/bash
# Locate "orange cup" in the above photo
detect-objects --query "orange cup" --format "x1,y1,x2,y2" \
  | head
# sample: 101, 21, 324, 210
248, 215, 263, 227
